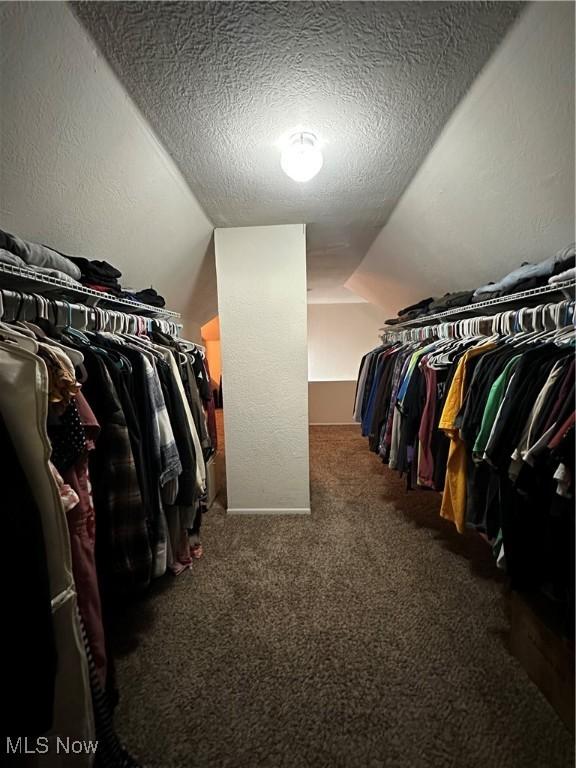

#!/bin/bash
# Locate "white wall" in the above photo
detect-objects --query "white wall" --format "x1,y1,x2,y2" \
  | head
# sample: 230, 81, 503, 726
308, 381, 358, 425
347, 2, 575, 316
0, 2, 216, 336
307, 302, 383, 381
215, 225, 310, 514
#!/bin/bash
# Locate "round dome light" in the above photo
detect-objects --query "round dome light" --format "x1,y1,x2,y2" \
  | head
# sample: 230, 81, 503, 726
280, 132, 323, 183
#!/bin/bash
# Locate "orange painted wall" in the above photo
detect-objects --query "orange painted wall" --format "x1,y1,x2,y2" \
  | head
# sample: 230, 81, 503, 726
201, 316, 221, 390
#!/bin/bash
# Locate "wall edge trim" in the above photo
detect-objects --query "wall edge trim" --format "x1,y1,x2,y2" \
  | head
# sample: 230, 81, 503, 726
309, 421, 357, 426
227, 507, 311, 515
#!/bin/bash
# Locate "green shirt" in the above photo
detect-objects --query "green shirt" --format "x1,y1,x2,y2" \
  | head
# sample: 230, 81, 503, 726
473, 355, 522, 455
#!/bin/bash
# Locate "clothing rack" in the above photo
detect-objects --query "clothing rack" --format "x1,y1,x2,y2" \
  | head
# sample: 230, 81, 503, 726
0, 287, 183, 337
0, 261, 181, 319
0, 271, 215, 750
380, 279, 576, 332
380, 294, 576, 344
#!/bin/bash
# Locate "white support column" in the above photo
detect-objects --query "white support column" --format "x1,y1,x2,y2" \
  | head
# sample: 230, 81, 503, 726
215, 224, 310, 514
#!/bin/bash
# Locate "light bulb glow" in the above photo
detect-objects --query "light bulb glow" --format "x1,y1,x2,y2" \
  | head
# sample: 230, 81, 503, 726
280, 132, 323, 182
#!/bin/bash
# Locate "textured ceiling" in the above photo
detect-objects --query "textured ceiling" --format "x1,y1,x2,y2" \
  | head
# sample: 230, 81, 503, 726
346, 1, 575, 314
73, 1, 522, 299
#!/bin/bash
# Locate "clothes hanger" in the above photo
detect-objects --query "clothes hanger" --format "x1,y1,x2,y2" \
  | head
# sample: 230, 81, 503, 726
549, 301, 576, 344
0, 293, 39, 353
511, 301, 573, 346
507, 308, 537, 346
17, 294, 86, 367
59, 299, 91, 344
89, 316, 136, 370
90, 306, 101, 333
522, 304, 557, 343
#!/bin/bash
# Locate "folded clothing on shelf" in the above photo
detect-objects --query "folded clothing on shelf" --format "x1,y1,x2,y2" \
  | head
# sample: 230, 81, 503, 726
66, 256, 122, 283
0, 248, 25, 268
384, 300, 437, 325
0, 230, 175, 310
378, 246, 575, 329
427, 290, 474, 312
63, 255, 123, 294
83, 279, 122, 294
549, 266, 576, 285
0, 229, 82, 280
397, 297, 435, 317
121, 287, 166, 308
0, 248, 82, 286
83, 283, 122, 295
473, 276, 544, 302
472, 243, 575, 301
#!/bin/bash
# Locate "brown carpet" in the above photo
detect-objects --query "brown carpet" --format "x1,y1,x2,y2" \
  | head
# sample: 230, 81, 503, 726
111, 425, 573, 768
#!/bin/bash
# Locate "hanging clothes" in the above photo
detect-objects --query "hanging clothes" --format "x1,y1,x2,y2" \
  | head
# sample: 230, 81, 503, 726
0, 287, 211, 764
355, 303, 575, 634
2, 412, 57, 737
0, 337, 96, 759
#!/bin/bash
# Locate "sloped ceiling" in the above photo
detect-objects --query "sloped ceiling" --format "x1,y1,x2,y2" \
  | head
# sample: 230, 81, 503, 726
346, 1, 575, 318
0, 1, 216, 337
73, 0, 522, 302
0, 1, 218, 338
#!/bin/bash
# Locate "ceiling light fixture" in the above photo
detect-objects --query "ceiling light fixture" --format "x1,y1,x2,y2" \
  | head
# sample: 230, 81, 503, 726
280, 131, 323, 183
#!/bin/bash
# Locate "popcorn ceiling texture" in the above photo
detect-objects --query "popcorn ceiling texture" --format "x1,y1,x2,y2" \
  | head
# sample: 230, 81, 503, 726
0, 2, 215, 328
73, 1, 522, 298
347, 1, 576, 315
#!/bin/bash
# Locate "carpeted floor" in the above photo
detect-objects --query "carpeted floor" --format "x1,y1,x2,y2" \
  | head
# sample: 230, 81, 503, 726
111, 425, 573, 768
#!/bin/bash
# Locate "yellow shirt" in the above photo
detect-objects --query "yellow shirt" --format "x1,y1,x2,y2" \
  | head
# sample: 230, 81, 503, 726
439, 342, 496, 533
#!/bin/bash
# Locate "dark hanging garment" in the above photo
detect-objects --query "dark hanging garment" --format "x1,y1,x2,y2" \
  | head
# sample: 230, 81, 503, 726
185, 354, 212, 452
47, 398, 86, 473
396, 361, 427, 476
102, 343, 160, 528
190, 350, 212, 402
80, 351, 152, 594
201, 354, 218, 453
431, 364, 456, 492
2, 414, 57, 736
368, 351, 397, 452
485, 346, 562, 469
96, 347, 152, 519
156, 359, 197, 507
76, 610, 142, 768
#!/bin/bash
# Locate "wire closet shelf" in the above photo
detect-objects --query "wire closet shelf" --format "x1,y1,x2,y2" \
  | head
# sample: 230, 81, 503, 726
380, 279, 576, 331
0, 262, 181, 319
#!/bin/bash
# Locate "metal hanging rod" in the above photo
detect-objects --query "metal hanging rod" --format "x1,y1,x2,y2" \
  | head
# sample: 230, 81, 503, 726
380, 297, 575, 343
0, 262, 182, 319
380, 279, 576, 331
0, 288, 183, 338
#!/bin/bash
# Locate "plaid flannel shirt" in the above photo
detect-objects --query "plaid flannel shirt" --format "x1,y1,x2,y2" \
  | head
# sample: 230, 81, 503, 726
89, 363, 152, 592
143, 356, 182, 487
